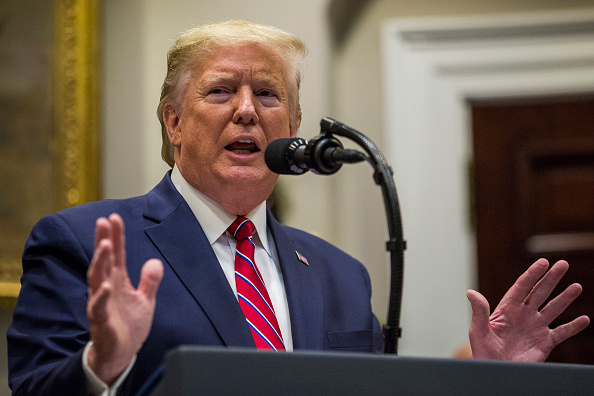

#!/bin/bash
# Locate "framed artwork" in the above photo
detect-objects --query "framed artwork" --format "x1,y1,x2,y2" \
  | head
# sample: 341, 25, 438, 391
0, 0, 100, 299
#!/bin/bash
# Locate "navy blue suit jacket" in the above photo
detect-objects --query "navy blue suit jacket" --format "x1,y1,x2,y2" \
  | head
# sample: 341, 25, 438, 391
7, 172, 383, 395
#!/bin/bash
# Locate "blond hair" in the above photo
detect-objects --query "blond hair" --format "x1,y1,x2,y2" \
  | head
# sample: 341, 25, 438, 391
157, 20, 308, 167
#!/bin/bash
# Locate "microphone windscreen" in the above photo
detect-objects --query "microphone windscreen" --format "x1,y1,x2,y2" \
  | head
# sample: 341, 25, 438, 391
265, 138, 305, 175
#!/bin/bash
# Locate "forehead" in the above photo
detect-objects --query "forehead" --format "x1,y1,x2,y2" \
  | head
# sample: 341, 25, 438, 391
193, 42, 290, 86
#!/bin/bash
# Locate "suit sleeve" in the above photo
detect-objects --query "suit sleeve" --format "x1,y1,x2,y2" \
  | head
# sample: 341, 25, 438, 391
7, 213, 93, 395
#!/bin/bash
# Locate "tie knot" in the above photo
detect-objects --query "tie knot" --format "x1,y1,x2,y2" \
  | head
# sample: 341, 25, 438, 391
227, 217, 255, 240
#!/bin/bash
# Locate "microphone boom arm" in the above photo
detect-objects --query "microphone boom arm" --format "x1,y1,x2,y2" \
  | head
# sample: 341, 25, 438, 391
319, 117, 405, 355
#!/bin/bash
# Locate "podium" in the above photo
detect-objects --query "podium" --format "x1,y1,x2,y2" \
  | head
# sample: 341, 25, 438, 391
147, 346, 594, 395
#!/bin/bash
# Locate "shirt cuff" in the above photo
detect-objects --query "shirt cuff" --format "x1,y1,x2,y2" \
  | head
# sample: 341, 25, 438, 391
82, 341, 137, 396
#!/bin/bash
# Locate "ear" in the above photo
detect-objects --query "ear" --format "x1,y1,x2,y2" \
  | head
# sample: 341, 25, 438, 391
163, 103, 182, 147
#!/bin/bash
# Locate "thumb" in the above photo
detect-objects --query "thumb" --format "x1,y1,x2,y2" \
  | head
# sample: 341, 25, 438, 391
138, 259, 164, 301
467, 289, 491, 338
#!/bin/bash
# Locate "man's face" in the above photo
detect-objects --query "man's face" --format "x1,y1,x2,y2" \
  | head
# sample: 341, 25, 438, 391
164, 43, 298, 214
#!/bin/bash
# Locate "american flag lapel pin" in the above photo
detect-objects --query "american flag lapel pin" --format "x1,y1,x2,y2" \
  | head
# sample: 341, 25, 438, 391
295, 251, 309, 266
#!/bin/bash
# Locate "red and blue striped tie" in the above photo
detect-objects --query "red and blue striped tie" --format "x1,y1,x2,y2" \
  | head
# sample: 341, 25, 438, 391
228, 217, 285, 351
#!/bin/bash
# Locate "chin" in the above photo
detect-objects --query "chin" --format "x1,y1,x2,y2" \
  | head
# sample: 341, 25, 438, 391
226, 166, 277, 186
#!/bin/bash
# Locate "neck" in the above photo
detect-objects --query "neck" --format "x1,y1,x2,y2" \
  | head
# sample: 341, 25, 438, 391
212, 188, 269, 216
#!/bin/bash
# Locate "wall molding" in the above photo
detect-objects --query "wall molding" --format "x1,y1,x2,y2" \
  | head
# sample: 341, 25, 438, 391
396, 10, 594, 46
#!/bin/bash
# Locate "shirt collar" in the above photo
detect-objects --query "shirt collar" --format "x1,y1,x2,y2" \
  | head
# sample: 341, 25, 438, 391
170, 166, 271, 255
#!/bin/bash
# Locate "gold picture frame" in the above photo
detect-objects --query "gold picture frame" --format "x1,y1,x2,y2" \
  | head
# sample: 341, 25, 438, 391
0, 0, 100, 298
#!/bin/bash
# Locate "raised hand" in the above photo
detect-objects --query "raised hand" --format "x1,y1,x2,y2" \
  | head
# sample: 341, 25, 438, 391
467, 258, 590, 362
86, 214, 164, 385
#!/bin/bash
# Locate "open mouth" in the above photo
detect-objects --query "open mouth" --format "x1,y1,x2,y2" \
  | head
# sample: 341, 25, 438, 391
225, 139, 260, 155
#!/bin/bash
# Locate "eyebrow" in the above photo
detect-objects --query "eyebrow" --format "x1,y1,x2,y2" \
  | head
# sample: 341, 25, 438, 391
199, 70, 285, 89
252, 70, 285, 88
199, 72, 241, 87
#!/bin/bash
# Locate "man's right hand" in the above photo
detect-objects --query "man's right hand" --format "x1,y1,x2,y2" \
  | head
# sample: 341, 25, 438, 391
86, 213, 163, 385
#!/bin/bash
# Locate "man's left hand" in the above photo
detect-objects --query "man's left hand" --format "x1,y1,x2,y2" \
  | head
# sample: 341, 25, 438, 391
467, 258, 590, 361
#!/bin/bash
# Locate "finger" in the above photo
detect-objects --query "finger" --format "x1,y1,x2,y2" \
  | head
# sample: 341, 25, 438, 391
501, 258, 549, 304
551, 315, 590, 346
108, 213, 127, 271
137, 259, 164, 302
90, 217, 113, 291
467, 289, 491, 338
539, 283, 583, 325
94, 217, 110, 250
87, 280, 112, 325
88, 239, 114, 292
523, 260, 569, 308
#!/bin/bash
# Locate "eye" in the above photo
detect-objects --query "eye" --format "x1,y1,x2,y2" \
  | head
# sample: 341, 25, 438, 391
209, 88, 229, 95
256, 89, 280, 106
256, 90, 276, 98
206, 87, 232, 103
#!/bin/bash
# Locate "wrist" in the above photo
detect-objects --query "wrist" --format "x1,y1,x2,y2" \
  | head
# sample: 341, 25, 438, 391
86, 341, 132, 386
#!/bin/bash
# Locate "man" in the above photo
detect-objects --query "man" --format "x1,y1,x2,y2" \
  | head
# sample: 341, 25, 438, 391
7, 20, 589, 395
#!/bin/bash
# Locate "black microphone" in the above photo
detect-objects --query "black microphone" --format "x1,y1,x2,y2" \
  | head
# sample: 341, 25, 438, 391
265, 136, 366, 175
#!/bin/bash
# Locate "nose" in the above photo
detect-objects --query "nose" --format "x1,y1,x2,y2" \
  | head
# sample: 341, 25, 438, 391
233, 87, 259, 125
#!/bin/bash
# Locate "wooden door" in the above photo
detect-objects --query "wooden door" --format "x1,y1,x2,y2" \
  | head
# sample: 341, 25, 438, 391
472, 95, 594, 364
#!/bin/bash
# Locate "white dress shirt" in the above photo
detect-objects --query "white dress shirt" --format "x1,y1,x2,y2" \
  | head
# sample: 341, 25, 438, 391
84, 167, 293, 395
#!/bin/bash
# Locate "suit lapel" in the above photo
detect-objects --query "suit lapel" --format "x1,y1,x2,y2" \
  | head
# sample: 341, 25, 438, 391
269, 214, 324, 350
143, 174, 254, 347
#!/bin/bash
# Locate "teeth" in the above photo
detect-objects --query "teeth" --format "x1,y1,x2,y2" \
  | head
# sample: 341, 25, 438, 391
232, 150, 251, 154
237, 140, 253, 143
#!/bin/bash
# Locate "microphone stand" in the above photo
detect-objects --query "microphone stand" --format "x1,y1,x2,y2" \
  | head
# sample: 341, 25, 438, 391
319, 117, 405, 354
